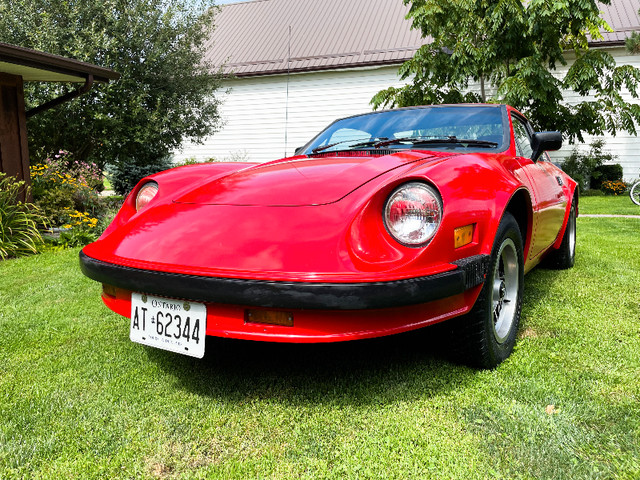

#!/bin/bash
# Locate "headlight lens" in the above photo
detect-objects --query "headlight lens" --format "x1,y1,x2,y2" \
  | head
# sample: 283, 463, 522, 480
384, 182, 442, 246
135, 182, 158, 211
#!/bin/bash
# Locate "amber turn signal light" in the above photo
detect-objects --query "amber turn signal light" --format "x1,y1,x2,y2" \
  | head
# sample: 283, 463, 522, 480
454, 224, 474, 248
102, 283, 118, 299
245, 309, 294, 327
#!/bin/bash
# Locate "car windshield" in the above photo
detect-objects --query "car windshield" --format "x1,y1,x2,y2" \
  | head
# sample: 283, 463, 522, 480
302, 106, 508, 154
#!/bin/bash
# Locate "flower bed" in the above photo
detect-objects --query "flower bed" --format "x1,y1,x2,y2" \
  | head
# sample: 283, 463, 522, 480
30, 150, 117, 247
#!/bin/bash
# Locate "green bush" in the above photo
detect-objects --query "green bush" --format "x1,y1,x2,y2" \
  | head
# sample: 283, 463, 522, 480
30, 152, 110, 247
591, 164, 623, 190
175, 157, 218, 167
0, 173, 46, 259
560, 139, 619, 193
626, 31, 640, 54
30, 153, 108, 223
32, 187, 76, 226
107, 156, 174, 195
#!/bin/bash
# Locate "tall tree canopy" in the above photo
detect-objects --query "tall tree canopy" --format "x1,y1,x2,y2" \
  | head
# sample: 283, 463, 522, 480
0, 0, 222, 174
371, 0, 640, 143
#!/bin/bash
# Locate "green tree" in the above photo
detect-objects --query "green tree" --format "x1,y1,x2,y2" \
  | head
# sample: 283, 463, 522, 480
627, 8, 640, 54
0, 0, 222, 193
372, 0, 640, 143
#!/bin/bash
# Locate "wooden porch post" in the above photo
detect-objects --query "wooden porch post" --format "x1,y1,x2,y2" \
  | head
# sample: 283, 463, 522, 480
0, 72, 31, 200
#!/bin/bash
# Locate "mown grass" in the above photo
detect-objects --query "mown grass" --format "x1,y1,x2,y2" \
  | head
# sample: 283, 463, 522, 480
1, 216, 638, 479
579, 195, 640, 215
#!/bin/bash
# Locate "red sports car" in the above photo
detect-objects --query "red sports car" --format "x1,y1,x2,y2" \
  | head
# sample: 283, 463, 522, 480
80, 104, 577, 368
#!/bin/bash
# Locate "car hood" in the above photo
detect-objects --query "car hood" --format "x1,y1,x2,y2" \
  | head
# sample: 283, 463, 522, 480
174, 151, 441, 206
84, 149, 474, 281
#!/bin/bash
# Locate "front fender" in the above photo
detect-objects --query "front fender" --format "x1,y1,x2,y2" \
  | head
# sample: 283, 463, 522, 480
413, 153, 527, 260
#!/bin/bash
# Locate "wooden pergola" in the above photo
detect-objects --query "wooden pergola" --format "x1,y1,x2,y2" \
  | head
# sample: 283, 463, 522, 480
0, 42, 119, 193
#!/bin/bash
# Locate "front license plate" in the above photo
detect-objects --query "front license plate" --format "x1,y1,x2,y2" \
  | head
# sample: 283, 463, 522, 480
130, 293, 206, 358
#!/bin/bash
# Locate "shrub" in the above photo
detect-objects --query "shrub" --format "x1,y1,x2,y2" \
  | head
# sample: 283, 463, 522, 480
33, 150, 103, 190
591, 164, 624, 190
30, 151, 108, 247
560, 139, 619, 193
57, 228, 99, 248
601, 180, 627, 196
0, 173, 46, 259
107, 156, 174, 196
175, 157, 218, 167
627, 31, 640, 54
176, 157, 197, 166
31, 153, 107, 222
591, 163, 624, 189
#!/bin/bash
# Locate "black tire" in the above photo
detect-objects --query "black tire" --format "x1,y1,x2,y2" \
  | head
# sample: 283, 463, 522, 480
444, 212, 524, 369
543, 201, 576, 270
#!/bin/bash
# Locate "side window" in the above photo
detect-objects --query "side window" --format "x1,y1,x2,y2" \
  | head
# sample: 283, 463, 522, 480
511, 116, 533, 159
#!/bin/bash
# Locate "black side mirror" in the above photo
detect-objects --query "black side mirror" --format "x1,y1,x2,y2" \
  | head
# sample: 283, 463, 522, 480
531, 131, 562, 162
294, 146, 305, 155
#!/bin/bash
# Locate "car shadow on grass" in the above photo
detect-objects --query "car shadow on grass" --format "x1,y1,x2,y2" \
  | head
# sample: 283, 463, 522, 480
143, 263, 570, 406
145, 324, 479, 405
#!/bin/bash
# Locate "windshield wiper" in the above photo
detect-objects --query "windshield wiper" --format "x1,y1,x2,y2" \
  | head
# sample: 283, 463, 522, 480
349, 138, 389, 148
311, 141, 344, 154
311, 137, 374, 153
374, 136, 498, 148
311, 137, 392, 153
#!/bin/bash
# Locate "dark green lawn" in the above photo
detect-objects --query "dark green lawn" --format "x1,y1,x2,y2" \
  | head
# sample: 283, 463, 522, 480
1, 212, 638, 478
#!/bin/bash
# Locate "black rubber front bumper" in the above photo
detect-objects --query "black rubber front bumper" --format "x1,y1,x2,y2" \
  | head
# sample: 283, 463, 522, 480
79, 251, 489, 310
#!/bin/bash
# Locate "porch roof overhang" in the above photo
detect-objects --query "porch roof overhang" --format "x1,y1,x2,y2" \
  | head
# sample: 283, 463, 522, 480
0, 42, 120, 83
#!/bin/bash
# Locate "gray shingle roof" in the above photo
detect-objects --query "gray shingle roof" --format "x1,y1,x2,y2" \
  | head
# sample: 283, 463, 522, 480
206, 0, 640, 77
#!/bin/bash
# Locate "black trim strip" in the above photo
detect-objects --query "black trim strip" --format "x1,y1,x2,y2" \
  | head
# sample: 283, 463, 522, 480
79, 251, 488, 310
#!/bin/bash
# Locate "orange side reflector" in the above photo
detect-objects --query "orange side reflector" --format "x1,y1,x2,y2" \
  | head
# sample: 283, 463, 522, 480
454, 224, 474, 248
245, 309, 294, 327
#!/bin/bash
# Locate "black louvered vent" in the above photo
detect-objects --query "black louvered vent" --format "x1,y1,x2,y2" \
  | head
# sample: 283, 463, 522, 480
308, 149, 395, 158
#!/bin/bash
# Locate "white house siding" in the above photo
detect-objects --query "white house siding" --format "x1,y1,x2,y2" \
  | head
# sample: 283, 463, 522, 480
174, 65, 410, 164
177, 48, 640, 180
